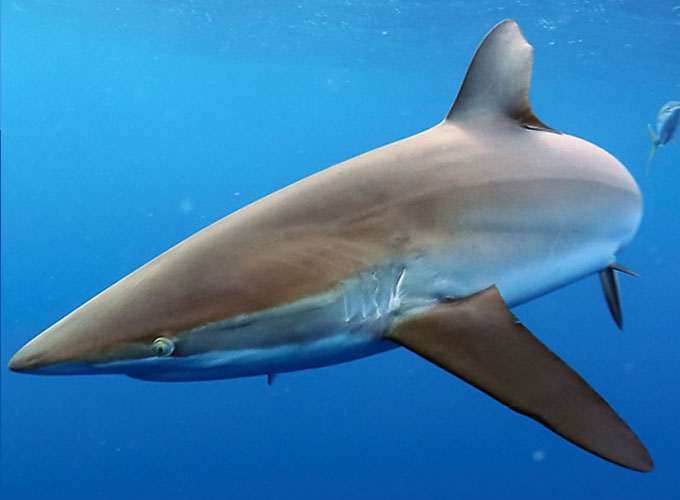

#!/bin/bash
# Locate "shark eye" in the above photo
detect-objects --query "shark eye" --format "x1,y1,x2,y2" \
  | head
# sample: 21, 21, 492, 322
151, 337, 175, 357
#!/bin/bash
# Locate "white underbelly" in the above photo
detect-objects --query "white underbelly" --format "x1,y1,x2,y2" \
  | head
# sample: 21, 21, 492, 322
127, 332, 398, 381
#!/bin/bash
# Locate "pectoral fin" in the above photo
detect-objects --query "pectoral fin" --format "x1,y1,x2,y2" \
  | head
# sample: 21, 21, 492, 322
384, 285, 653, 472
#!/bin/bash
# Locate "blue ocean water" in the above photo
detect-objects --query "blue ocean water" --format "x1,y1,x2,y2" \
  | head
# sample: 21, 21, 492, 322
2, 0, 679, 498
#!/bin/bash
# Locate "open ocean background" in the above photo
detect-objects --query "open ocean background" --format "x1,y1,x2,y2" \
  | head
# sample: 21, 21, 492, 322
2, 1, 679, 498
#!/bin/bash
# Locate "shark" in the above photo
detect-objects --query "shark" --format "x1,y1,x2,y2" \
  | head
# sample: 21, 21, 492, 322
8, 20, 652, 472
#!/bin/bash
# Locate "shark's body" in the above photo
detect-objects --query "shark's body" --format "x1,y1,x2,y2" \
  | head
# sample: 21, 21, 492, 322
9, 21, 652, 471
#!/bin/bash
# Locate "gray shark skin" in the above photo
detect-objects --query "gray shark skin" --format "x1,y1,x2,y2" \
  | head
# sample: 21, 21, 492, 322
8, 20, 652, 472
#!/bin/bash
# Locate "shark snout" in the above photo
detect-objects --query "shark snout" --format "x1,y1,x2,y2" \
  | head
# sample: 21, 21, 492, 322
8, 316, 109, 374
8, 333, 113, 375
8, 337, 54, 372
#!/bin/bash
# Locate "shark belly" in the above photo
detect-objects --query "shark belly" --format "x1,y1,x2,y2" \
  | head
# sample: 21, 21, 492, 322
126, 333, 399, 382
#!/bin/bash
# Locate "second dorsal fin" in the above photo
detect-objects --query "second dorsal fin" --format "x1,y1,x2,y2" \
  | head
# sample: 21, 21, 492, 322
446, 20, 554, 132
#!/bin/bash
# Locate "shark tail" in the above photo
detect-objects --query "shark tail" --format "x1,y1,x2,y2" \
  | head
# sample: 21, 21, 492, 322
646, 124, 658, 175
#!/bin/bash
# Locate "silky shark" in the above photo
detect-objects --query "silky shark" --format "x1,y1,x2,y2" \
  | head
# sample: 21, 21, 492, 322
8, 21, 652, 471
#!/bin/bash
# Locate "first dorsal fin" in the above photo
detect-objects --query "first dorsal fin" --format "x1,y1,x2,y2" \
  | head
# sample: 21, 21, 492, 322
446, 20, 555, 133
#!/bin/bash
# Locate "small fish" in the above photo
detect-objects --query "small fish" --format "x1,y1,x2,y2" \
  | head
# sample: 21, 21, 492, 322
647, 100, 680, 174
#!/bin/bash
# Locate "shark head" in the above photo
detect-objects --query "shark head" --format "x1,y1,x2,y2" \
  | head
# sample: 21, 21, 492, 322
7, 274, 191, 376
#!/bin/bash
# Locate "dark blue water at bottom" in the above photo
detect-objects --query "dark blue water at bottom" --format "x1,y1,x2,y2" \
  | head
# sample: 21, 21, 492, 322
2, 1, 679, 498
